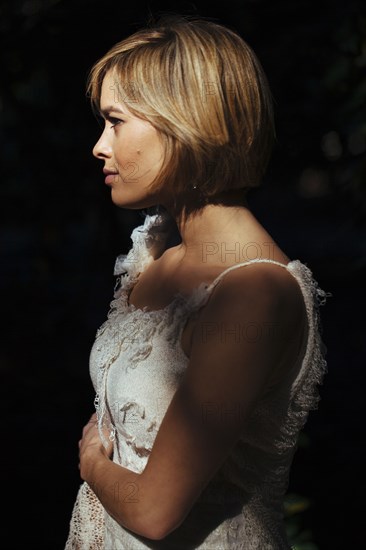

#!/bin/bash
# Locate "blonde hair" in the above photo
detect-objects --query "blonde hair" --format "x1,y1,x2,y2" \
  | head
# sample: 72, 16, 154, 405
87, 15, 274, 203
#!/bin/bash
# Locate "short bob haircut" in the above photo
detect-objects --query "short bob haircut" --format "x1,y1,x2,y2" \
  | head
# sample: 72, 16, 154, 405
87, 16, 274, 202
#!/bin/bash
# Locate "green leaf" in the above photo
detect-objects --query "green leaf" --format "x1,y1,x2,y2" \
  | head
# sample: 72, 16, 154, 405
284, 493, 311, 517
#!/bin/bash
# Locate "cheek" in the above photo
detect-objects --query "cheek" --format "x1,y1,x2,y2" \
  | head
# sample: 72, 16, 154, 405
118, 132, 146, 163
134, 123, 163, 158
114, 124, 164, 182
142, 135, 164, 169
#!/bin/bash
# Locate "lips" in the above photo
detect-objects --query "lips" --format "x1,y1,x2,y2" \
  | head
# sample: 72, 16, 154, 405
103, 168, 119, 185
103, 168, 118, 175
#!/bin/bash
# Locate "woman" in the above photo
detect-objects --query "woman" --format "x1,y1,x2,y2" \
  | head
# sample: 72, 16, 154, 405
65, 15, 329, 549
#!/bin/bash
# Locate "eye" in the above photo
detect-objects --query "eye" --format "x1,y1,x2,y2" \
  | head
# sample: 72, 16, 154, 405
108, 117, 124, 129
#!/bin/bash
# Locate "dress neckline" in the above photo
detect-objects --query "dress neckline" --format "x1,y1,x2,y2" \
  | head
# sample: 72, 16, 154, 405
116, 213, 306, 315
125, 257, 297, 314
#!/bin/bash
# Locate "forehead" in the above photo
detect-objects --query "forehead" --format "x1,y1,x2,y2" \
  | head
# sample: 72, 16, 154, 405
100, 71, 120, 105
99, 71, 135, 114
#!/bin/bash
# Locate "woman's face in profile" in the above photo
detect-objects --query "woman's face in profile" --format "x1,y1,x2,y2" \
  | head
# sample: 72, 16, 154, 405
93, 71, 166, 209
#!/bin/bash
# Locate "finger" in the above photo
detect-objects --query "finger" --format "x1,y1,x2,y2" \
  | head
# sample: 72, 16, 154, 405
82, 421, 96, 438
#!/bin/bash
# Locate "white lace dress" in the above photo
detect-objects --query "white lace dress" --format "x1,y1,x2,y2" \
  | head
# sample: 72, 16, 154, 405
65, 213, 329, 549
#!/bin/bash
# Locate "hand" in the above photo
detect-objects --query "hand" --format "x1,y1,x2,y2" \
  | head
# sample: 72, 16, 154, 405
78, 413, 113, 478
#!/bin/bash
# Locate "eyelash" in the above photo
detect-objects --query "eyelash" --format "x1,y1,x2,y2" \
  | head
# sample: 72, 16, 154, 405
96, 115, 124, 129
108, 117, 124, 129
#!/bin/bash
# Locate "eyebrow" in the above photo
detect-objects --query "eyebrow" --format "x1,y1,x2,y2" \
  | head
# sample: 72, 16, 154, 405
99, 105, 127, 117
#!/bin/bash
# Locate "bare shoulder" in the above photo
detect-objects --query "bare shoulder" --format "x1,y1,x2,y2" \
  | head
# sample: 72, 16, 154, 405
203, 261, 305, 320
189, 261, 308, 384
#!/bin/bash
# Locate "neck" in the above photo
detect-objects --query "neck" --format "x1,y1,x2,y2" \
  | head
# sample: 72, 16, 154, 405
162, 190, 255, 260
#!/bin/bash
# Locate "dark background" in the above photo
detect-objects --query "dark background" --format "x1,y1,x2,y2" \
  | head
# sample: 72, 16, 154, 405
1, 0, 365, 548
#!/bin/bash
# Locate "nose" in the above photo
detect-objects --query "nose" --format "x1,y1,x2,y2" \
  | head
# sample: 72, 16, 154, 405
92, 130, 112, 160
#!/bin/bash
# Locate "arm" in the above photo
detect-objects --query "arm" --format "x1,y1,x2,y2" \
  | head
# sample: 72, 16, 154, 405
79, 263, 307, 540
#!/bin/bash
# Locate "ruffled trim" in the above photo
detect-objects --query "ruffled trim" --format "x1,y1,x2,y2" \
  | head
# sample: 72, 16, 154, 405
283, 261, 331, 449
93, 213, 171, 447
113, 213, 162, 278
249, 260, 331, 454
286, 260, 331, 398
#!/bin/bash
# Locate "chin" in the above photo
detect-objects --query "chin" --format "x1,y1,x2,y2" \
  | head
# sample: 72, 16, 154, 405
110, 190, 159, 210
